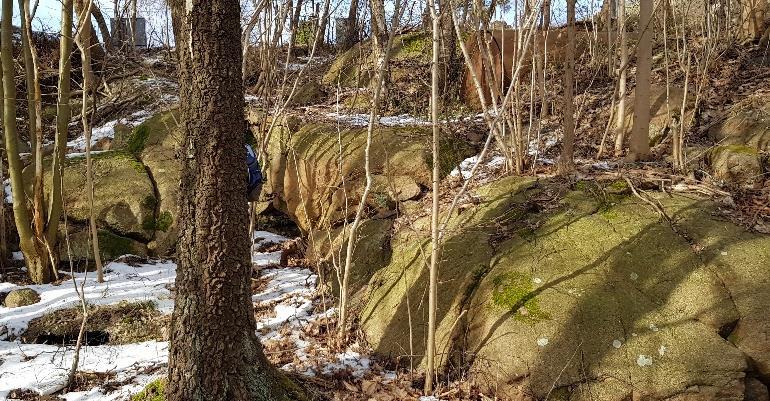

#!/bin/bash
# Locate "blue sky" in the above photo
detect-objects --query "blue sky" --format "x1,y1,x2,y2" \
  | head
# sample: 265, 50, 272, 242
24, 0, 586, 44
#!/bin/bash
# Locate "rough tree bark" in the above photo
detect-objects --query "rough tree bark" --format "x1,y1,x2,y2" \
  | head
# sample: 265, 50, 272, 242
166, 0, 300, 399
558, 0, 576, 174
630, 0, 652, 161
342, 0, 359, 49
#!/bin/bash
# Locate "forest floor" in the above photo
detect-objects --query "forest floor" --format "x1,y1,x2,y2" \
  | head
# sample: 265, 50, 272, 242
0, 231, 447, 401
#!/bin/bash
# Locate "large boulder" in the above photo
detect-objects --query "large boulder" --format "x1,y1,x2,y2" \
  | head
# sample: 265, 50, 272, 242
58, 228, 148, 264
61, 151, 156, 241
132, 110, 181, 256
619, 84, 695, 147
708, 94, 770, 185
308, 218, 393, 306
357, 177, 770, 400
710, 94, 770, 152
3, 288, 40, 308
264, 115, 474, 232
709, 144, 763, 186
322, 32, 433, 112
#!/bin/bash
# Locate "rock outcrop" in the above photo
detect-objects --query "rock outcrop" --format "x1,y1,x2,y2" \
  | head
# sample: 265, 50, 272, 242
348, 177, 770, 400
709, 94, 770, 186
262, 115, 474, 233
40, 109, 181, 263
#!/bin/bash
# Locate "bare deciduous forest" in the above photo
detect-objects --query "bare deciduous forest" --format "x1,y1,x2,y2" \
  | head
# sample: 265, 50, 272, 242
1, 0, 770, 400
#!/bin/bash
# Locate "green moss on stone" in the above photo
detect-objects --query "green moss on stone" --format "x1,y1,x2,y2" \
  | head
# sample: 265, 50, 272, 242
128, 125, 151, 154
143, 211, 173, 232
131, 378, 166, 401
491, 272, 550, 323
99, 230, 139, 258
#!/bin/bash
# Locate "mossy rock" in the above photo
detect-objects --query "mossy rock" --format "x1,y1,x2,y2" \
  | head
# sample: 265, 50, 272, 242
708, 144, 763, 186
710, 93, 770, 152
131, 378, 166, 401
358, 176, 768, 400
619, 85, 695, 146
288, 81, 325, 107
57, 151, 156, 241
137, 110, 181, 257
59, 228, 149, 263
322, 32, 434, 112
3, 288, 41, 308
309, 218, 393, 305
266, 120, 474, 232
21, 301, 167, 345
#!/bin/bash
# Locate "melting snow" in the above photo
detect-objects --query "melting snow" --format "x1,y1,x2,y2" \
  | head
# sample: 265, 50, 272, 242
1, 230, 396, 399
66, 111, 152, 152
325, 112, 431, 127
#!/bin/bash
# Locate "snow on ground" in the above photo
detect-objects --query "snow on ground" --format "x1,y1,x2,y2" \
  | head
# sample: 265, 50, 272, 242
66, 111, 153, 152
0, 231, 391, 400
325, 111, 432, 127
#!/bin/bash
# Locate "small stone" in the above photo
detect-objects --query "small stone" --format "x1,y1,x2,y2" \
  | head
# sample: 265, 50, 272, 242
637, 354, 653, 367
3, 288, 41, 308
612, 339, 622, 349
533, 277, 543, 284
649, 323, 659, 332
658, 345, 667, 356
537, 337, 548, 347
630, 272, 639, 281
720, 251, 728, 256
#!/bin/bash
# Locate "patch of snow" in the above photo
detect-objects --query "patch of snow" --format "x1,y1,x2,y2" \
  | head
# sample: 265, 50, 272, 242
658, 345, 667, 356
0, 341, 167, 398
0, 261, 176, 339
637, 354, 653, 367
66, 150, 109, 159
66, 111, 152, 153
4, 178, 12, 204
537, 337, 549, 347
720, 251, 728, 256
325, 112, 431, 127
612, 339, 622, 349
648, 323, 659, 332
532, 277, 543, 284
1, 230, 393, 399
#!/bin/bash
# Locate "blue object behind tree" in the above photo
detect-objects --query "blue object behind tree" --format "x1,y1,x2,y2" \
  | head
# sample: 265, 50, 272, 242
246, 144, 263, 201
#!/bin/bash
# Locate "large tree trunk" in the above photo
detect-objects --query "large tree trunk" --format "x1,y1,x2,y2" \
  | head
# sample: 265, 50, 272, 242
342, 0, 359, 49
559, 0, 576, 174
4, 0, 56, 284
630, 0, 652, 160
166, 0, 299, 399
91, 4, 112, 50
